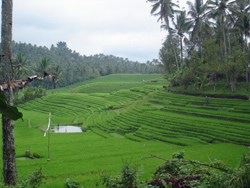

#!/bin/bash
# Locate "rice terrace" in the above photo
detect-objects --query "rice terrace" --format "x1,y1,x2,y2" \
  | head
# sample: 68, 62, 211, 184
4, 74, 249, 187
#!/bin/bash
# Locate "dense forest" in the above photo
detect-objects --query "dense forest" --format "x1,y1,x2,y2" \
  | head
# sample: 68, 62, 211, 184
148, 0, 250, 92
11, 41, 161, 88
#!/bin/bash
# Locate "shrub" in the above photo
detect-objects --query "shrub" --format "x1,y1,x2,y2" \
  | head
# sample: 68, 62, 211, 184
14, 86, 46, 104
32, 153, 42, 159
101, 163, 139, 188
120, 163, 137, 188
172, 152, 184, 160
219, 152, 250, 188
64, 178, 82, 188
18, 168, 45, 188
167, 68, 196, 89
19, 150, 42, 159
149, 152, 250, 188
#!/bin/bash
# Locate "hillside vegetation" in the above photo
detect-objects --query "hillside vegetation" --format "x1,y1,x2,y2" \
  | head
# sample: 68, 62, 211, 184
7, 74, 250, 187
12, 41, 161, 88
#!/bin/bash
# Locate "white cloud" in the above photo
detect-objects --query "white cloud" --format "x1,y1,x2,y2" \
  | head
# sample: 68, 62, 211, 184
3, 0, 168, 62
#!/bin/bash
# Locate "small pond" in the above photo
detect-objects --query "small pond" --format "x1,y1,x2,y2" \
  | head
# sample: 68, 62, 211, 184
53, 125, 82, 133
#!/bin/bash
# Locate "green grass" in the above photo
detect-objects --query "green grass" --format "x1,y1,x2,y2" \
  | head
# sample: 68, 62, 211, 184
53, 74, 163, 94
0, 74, 249, 187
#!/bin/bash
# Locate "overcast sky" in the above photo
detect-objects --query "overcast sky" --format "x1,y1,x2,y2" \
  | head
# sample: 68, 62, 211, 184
2, 0, 188, 63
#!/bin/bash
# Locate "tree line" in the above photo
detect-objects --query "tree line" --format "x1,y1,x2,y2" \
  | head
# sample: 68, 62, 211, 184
148, 0, 250, 92
11, 41, 161, 88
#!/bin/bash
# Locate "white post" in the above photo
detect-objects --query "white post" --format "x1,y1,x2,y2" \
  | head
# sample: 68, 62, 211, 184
44, 112, 51, 161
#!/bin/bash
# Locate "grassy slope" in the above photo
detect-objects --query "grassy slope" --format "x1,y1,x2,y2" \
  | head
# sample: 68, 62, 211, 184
1, 74, 249, 187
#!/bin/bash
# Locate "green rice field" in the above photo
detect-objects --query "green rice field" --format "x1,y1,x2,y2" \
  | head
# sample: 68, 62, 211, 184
1, 74, 249, 187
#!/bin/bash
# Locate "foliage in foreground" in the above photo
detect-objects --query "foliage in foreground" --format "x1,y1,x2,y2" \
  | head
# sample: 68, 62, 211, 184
101, 152, 250, 188
0, 92, 23, 120
0, 151, 247, 188
101, 163, 141, 188
17, 168, 45, 188
149, 152, 250, 188
0, 168, 45, 188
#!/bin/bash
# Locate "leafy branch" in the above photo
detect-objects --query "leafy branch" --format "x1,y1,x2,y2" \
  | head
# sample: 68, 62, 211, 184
0, 71, 56, 120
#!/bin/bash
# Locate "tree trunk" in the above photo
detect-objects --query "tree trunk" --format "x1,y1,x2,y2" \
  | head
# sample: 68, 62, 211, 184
246, 69, 249, 83
222, 17, 227, 63
180, 36, 183, 65
1, 0, 17, 185
223, 28, 227, 61
244, 36, 249, 83
2, 88, 17, 185
227, 32, 231, 55
169, 31, 179, 70
165, 16, 179, 70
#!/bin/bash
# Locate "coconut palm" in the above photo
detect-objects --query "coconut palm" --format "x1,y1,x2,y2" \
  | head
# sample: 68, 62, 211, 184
231, 0, 250, 49
206, 0, 236, 60
173, 10, 192, 65
35, 57, 50, 88
13, 53, 30, 80
148, 0, 178, 28
148, 0, 180, 69
187, 0, 211, 58
36, 57, 50, 74
52, 65, 62, 88
231, 0, 250, 82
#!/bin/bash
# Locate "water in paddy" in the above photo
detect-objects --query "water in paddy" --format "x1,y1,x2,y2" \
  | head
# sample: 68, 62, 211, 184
54, 125, 82, 133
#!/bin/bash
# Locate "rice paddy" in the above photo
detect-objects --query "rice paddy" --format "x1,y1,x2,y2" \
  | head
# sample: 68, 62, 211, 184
1, 74, 249, 187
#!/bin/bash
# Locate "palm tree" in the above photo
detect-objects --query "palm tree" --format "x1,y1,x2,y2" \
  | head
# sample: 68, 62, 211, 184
231, 0, 250, 49
148, 0, 178, 28
36, 57, 50, 74
231, 0, 250, 82
13, 53, 30, 80
206, 0, 236, 61
1, 0, 18, 185
187, 0, 211, 58
12, 53, 30, 102
148, 0, 180, 69
173, 10, 192, 65
52, 65, 62, 88
35, 57, 50, 88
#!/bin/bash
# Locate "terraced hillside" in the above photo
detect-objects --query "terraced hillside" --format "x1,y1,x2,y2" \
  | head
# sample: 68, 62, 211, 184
12, 74, 250, 187
19, 74, 250, 146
